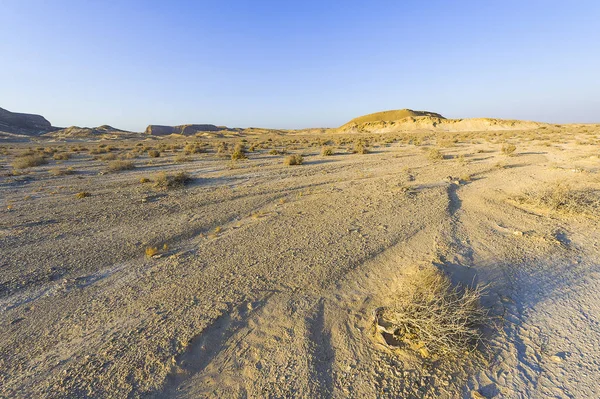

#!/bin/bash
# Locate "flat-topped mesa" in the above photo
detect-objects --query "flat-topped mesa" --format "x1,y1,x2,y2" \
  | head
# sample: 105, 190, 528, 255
0, 106, 55, 136
145, 124, 226, 135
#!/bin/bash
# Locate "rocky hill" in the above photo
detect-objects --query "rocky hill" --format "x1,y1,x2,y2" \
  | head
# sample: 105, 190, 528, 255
337, 109, 545, 133
145, 124, 241, 136
43, 125, 137, 139
0, 107, 57, 136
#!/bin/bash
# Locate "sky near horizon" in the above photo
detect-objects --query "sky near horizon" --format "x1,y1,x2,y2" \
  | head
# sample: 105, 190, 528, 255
1, 0, 599, 131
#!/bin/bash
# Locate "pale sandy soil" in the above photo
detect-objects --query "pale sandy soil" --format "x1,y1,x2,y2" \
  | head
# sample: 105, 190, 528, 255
1, 131, 599, 398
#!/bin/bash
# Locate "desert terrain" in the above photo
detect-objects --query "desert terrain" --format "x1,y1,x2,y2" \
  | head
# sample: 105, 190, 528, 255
1, 109, 600, 398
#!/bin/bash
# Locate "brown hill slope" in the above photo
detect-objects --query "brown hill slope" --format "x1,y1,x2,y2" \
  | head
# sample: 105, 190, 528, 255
338, 109, 545, 133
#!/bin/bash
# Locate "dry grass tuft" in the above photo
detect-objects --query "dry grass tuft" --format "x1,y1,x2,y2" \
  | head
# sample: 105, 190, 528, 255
374, 265, 488, 358
12, 155, 47, 169
154, 171, 192, 189
107, 160, 135, 172
352, 140, 369, 154
145, 247, 159, 257
515, 181, 600, 215
49, 167, 75, 176
284, 154, 304, 166
501, 144, 516, 156
75, 191, 91, 199
174, 154, 192, 163
148, 150, 161, 158
231, 143, 247, 160
427, 148, 444, 161
53, 152, 70, 161
321, 146, 334, 156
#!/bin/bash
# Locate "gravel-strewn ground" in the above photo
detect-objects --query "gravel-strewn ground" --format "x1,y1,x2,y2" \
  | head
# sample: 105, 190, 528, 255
1, 131, 599, 398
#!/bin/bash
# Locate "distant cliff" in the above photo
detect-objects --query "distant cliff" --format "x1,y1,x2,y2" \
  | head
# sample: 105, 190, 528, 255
0, 107, 56, 136
145, 124, 238, 135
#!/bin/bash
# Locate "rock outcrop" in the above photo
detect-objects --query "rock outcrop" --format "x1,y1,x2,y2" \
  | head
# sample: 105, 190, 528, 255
145, 124, 230, 136
0, 107, 56, 136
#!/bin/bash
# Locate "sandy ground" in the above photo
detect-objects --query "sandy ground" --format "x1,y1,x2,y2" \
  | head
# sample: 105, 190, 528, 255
1, 132, 600, 398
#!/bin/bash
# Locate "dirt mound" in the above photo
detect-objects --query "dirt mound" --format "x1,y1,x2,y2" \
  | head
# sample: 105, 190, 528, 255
338, 110, 545, 133
0, 106, 56, 136
341, 109, 445, 128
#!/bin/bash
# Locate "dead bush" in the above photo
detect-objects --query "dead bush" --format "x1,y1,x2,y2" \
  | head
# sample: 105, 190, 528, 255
321, 146, 334, 156
154, 171, 192, 189
49, 167, 75, 176
148, 150, 161, 158
284, 154, 303, 165
231, 143, 247, 160
501, 144, 516, 156
53, 152, 70, 160
374, 265, 488, 358
515, 181, 600, 215
352, 140, 369, 154
427, 148, 444, 161
12, 155, 47, 169
107, 160, 135, 172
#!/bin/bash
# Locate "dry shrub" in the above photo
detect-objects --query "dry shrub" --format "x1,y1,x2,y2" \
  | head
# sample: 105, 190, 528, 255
75, 191, 91, 199
12, 155, 47, 169
49, 167, 75, 176
148, 150, 160, 158
501, 144, 516, 156
107, 160, 135, 172
154, 171, 192, 189
231, 143, 247, 160
321, 146, 334, 156
53, 152, 70, 160
515, 181, 600, 215
174, 154, 191, 163
352, 140, 369, 154
427, 148, 444, 161
145, 247, 158, 257
374, 265, 487, 358
284, 154, 303, 166
184, 143, 203, 154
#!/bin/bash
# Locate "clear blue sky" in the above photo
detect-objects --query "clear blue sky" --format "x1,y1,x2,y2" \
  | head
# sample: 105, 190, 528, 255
1, 0, 599, 131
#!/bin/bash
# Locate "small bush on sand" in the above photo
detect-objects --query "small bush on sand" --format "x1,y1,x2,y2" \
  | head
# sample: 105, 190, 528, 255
184, 143, 203, 154
373, 265, 487, 358
515, 181, 600, 215
148, 150, 161, 158
501, 144, 516, 156
427, 148, 444, 161
107, 160, 135, 172
12, 155, 47, 169
269, 149, 280, 155
174, 154, 191, 163
49, 167, 75, 176
139, 177, 151, 183
53, 152, 70, 160
321, 147, 334, 156
231, 143, 247, 160
154, 171, 192, 189
145, 247, 158, 257
284, 154, 303, 166
75, 191, 91, 199
352, 140, 369, 154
